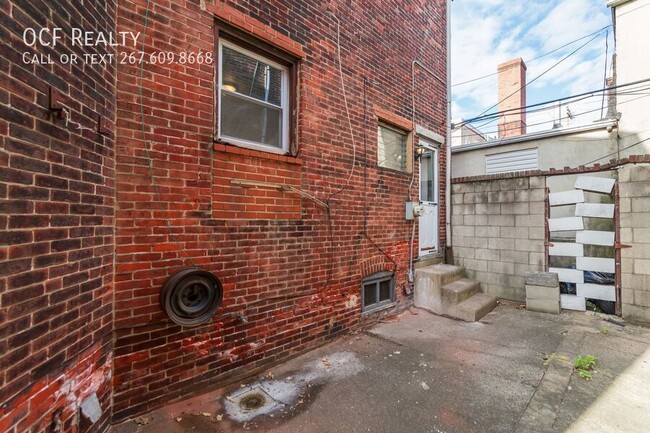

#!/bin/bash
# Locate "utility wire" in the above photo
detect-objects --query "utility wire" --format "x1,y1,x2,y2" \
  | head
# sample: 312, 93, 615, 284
455, 91, 650, 139
326, 13, 357, 202
138, 0, 197, 267
470, 31, 604, 122
451, 26, 611, 88
456, 77, 650, 127
600, 29, 609, 119
583, 136, 650, 166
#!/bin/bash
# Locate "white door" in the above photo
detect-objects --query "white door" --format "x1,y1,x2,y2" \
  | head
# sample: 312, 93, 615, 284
418, 142, 439, 256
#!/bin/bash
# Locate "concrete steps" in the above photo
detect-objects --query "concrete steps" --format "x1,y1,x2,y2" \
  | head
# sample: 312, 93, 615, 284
442, 278, 480, 304
414, 264, 496, 322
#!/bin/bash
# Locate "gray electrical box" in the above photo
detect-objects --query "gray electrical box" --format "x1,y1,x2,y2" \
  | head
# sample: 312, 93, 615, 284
405, 202, 422, 220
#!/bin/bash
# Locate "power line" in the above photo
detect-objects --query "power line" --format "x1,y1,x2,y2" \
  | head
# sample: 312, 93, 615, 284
455, 77, 650, 127
454, 91, 650, 139
451, 25, 611, 88
583, 136, 650, 166
470, 31, 604, 121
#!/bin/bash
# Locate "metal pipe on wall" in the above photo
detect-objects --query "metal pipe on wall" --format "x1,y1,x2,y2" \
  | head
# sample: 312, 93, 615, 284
446, 0, 452, 255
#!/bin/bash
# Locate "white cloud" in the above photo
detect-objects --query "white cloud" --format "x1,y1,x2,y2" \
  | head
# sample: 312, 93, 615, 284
527, 0, 610, 52
451, 0, 614, 132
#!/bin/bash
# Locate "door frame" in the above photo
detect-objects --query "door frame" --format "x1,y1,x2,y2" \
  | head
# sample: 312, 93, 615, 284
418, 138, 439, 257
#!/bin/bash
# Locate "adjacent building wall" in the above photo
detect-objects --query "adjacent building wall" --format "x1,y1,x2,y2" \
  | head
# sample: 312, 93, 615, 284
619, 163, 650, 323
610, 0, 650, 156
0, 1, 117, 432
112, 0, 448, 420
452, 124, 618, 178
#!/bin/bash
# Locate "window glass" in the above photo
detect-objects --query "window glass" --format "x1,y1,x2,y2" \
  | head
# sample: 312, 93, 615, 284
361, 272, 395, 312
218, 40, 289, 152
221, 46, 283, 106
220, 92, 282, 147
363, 282, 377, 308
378, 124, 407, 171
420, 151, 435, 202
379, 279, 391, 302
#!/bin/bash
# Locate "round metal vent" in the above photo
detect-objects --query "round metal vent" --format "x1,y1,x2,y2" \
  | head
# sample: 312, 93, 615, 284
160, 268, 223, 326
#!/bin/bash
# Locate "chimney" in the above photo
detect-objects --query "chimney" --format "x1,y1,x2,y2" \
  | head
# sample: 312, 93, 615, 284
497, 58, 527, 138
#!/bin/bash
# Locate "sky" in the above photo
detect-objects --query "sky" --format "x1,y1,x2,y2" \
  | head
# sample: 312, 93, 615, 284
451, 0, 614, 137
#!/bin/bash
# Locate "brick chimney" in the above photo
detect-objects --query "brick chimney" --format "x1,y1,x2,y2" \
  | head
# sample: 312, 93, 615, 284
497, 58, 527, 137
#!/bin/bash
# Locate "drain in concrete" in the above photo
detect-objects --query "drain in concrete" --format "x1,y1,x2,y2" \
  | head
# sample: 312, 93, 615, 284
224, 385, 285, 422
223, 351, 365, 423
239, 392, 266, 411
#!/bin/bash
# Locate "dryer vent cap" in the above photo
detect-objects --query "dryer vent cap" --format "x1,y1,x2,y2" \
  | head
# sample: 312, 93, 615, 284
160, 267, 223, 326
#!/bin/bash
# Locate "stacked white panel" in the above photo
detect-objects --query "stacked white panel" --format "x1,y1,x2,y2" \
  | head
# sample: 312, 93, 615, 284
576, 230, 615, 246
549, 243, 584, 257
576, 283, 616, 302
549, 267, 584, 284
548, 217, 584, 232
561, 294, 587, 311
549, 190, 585, 206
576, 257, 616, 273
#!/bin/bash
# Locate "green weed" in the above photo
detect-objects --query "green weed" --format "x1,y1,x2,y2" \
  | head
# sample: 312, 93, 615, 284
573, 354, 597, 380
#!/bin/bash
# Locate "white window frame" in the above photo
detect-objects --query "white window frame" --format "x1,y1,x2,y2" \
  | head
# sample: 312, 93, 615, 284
218, 39, 290, 154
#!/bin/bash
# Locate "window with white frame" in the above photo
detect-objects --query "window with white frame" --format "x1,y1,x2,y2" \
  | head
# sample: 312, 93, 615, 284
378, 122, 409, 172
361, 271, 395, 313
218, 38, 292, 154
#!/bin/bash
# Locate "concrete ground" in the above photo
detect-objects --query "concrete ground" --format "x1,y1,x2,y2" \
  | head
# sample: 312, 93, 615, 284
112, 302, 650, 433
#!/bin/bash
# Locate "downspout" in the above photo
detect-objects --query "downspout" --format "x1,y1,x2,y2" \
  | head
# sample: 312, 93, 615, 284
445, 0, 453, 262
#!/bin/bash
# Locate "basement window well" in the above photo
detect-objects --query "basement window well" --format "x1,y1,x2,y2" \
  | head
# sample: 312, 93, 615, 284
361, 271, 395, 313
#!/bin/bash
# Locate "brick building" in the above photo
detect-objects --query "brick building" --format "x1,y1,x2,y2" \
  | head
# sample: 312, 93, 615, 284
1, 0, 448, 431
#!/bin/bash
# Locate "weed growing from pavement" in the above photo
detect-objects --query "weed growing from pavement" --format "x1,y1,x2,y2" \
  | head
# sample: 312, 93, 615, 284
574, 355, 597, 380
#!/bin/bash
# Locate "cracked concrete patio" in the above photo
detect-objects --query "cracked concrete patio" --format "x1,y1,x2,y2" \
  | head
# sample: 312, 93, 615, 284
112, 302, 650, 433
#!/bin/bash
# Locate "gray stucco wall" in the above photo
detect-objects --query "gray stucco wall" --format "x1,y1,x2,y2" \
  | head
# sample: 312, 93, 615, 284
452, 126, 617, 179
451, 176, 546, 301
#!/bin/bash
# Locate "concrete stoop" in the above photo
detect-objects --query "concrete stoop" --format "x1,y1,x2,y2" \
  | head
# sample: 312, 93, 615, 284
414, 264, 497, 322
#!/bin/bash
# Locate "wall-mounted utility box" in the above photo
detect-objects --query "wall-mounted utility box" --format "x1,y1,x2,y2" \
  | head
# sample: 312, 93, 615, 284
405, 202, 423, 220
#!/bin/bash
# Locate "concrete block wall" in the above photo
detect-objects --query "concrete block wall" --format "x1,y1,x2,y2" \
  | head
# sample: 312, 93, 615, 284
619, 163, 650, 323
451, 176, 546, 301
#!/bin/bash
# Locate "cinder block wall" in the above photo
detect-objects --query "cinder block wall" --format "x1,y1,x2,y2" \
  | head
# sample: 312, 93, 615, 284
619, 163, 650, 323
451, 176, 546, 301
0, 1, 116, 432
112, 0, 448, 420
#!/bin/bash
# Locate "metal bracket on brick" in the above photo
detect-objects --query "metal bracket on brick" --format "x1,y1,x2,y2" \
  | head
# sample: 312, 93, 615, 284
48, 86, 65, 119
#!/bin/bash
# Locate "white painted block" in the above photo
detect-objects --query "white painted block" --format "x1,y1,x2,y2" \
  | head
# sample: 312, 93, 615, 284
577, 283, 616, 302
561, 294, 587, 311
549, 267, 584, 284
549, 243, 584, 257
548, 217, 584, 232
576, 257, 616, 273
576, 230, 615, 246
549, 190, 585, 206
575, 203, 615, 219
575, 176, 615, 194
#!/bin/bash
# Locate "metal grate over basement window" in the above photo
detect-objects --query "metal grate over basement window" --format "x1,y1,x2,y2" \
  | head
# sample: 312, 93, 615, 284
361, 271, 395, 313
485, 147, 538, 175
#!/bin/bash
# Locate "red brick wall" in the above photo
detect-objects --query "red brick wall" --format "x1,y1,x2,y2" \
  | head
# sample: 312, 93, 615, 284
0, 1, 116, 432
113, 0, 447, 420
212, 144, 303, 219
